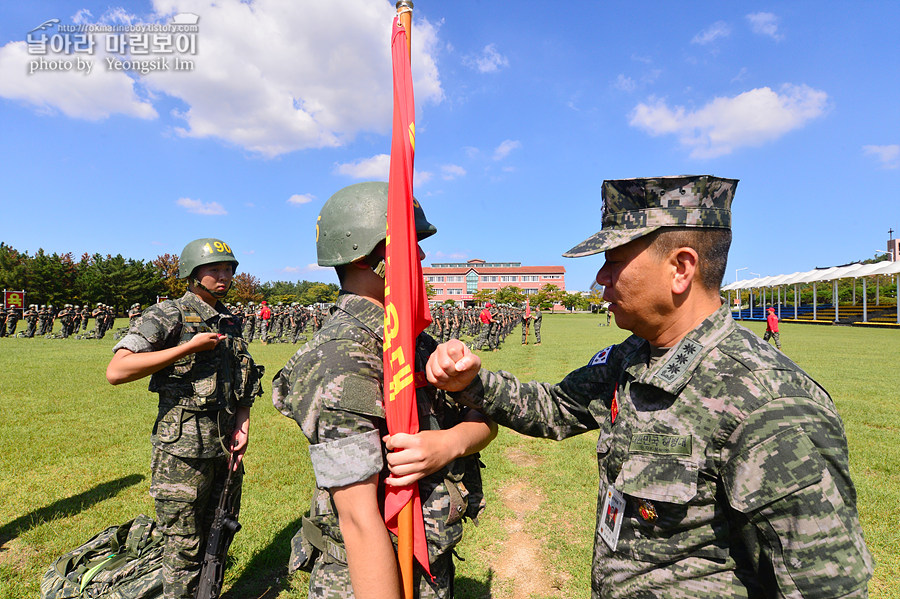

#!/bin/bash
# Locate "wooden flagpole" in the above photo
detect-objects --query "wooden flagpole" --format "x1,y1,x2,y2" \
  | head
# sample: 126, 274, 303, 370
395, 5, 415, 598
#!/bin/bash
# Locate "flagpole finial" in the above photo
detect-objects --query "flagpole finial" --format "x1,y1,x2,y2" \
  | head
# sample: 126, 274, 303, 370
396, 0, 414, 10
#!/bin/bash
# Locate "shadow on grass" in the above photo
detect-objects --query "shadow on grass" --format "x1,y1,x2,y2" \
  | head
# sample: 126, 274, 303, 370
0, 473, 145, 549
456, 570, 494, 598
223, 523, 495, 599
224, 516, 304, 599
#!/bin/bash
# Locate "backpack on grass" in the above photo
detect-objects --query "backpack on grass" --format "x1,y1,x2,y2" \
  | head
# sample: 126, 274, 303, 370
40, 514, 164, 599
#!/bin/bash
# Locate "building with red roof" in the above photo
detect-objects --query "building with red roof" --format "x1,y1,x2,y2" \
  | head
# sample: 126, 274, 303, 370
423, 259, 565, 305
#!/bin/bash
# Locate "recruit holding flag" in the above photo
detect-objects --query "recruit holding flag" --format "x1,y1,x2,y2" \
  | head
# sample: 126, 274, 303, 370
383, 14, 432, 580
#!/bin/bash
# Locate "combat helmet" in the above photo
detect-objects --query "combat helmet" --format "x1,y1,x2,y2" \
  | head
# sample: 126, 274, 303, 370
178, 238, 239, 298
178, 238, 239, 278
316, 181, 437, 268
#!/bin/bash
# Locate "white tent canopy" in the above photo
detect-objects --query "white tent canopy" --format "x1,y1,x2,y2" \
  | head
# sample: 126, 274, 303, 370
723, 260, 899, 325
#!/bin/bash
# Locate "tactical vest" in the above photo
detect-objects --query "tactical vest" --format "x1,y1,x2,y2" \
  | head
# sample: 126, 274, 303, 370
148, 297, 240, 412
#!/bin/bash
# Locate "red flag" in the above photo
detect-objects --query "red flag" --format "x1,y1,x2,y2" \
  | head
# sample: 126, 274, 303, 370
383, 15, 432, 581
525, 298, 531, 319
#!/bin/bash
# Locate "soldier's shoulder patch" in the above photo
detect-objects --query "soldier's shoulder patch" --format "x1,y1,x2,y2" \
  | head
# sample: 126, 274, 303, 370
184, 315, 203, 323
589, 345, 615, 366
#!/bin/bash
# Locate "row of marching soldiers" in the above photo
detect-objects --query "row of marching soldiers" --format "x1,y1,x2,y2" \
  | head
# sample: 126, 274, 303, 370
428, 302, 542, 351
0, 302, 119, 339
228, 301, 329, 344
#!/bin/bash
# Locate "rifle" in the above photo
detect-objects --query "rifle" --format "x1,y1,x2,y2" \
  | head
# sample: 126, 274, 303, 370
196, 455, 242, 599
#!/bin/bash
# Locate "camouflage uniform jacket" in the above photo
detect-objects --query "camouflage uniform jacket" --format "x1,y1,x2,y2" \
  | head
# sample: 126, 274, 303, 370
272, 291, 485, 567
453, 302, 872, 598
113, 290, 263, 460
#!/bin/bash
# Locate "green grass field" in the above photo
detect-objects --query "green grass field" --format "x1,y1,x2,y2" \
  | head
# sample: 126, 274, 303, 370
1, 315, 897, 598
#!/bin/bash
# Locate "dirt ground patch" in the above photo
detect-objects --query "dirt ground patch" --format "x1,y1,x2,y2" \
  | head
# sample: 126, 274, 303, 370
490, 447, 567, 598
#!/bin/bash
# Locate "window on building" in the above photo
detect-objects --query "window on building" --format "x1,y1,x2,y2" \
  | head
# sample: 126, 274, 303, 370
433, 288, 443, 295
524, 288, 538, 295
543, 275, 561, 279
481, 275, 498, 282
521, 275, 539, 282
466, 271, 478, 294
500, 275, 518, 282
448, 288, 462, 295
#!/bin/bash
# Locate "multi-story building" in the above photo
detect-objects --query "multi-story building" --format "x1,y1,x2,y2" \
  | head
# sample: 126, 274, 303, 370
423, 259, 565, 305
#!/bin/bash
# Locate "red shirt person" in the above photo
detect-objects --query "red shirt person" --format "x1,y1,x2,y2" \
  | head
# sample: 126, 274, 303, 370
764, 307, 781, 349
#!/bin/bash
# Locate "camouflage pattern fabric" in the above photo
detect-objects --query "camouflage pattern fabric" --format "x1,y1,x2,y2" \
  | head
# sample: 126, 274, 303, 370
272, 291, 485, 599
564, 175, 738, 257
113, 290, 262, 599
452, 302, 872, 598
532, 307, 542, 343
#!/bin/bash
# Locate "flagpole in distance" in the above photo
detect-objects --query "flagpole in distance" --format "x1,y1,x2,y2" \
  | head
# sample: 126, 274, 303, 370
394, 6, 415, 599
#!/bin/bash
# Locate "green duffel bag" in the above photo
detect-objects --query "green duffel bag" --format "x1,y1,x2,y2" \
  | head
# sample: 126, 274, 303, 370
40, 514, 163, 599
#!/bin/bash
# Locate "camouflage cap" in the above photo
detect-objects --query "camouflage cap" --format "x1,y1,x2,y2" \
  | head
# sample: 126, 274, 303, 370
563, 175, 738, 257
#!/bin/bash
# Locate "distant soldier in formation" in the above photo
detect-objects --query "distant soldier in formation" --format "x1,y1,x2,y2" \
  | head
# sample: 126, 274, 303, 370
57, 304, 74, 338
92, 303, 106, 338
71, 305, 81, 333
0, 304, 7, 338
243, 301, 257, 342
5, 307, 20, 337
128, 303, 142, 325
23, 304, 39, 337
532, 305, 542, 344
81, 304, 91, 331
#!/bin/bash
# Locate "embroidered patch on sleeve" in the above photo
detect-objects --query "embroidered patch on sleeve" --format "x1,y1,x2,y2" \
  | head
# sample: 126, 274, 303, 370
589, 345, 614, 367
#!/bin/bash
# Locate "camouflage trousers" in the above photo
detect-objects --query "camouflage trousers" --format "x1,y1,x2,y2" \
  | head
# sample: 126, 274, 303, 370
763, 329, 781, 349
521, 321, 530, 344
308, 550, 453, 599
533, 320, 541, 343
150, 447, 242, 599
488, 323, 500, 350
474, 327, 489, 351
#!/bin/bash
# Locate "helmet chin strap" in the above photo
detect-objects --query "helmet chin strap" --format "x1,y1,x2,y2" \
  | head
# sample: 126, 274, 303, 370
193, 277, 232, 299
365, 255, 386, 280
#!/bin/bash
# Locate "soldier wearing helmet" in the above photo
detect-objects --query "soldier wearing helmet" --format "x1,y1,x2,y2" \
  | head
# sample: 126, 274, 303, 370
107, 237, 264, 599
426, 175, 872, 597
273, 182, 496, 599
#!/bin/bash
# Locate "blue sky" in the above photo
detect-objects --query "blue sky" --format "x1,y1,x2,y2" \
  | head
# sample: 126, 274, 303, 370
1, 0, 897, 292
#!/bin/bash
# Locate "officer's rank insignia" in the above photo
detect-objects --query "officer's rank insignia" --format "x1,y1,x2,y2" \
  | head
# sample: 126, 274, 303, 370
638, 499, 657, 522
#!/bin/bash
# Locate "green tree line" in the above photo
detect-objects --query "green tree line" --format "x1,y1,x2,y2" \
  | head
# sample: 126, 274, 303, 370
0, 243, 338, 314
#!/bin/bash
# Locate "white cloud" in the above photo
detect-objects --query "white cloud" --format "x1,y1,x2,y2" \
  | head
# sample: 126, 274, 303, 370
0, 41, 157, 120
177, 197, 227, 215
493, 139, 521, 161
747, 12, 784, 41
0, 0, 444, 156
614, 74, 636, 93
863, 145, 900, 169
334, 154, 390, 179
287, 193, 315, 205
464, 43, 508, 73
629, 84, 829, 159
440, 164, 466, 180
691, 21, 731, 45
333, 153, 431, 185
284, 263, 327, 273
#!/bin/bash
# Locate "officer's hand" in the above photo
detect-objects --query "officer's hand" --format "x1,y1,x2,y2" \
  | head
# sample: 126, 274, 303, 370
186, 332, 224, 353
426, 339, 481, 392
383, 431, 451, 487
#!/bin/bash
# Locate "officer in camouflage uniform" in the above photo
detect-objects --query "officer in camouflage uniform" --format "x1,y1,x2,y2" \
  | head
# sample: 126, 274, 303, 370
106, 238, 264, 599
426, 175, 873, 598
272, 182, 495, 599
